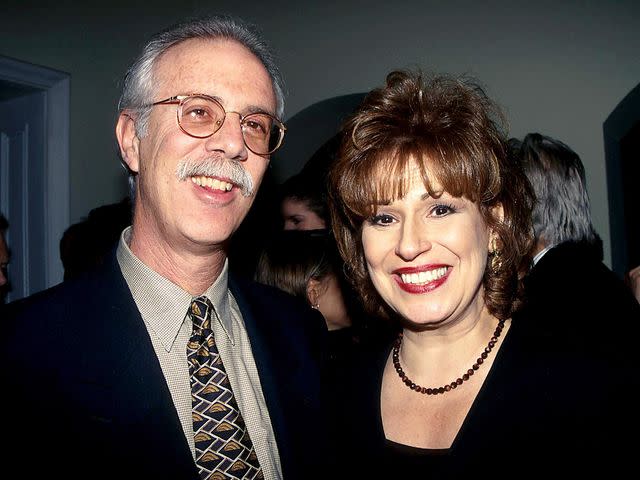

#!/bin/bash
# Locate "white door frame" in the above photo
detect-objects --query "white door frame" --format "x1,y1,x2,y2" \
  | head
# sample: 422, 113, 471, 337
0, 55, 70, 289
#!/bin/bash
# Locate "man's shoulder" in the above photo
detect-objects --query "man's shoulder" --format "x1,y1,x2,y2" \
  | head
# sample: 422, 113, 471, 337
3, 264, 120, 318
230, 274, 313, 315
526, 241, 640, 318
229, 274, 327, 341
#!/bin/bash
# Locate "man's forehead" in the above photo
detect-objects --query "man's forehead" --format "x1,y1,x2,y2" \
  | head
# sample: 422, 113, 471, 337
155, 38, 272, 91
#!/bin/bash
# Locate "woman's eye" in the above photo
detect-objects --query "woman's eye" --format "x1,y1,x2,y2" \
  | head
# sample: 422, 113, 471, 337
431, 204, 456, 217
369, 213, 395, 226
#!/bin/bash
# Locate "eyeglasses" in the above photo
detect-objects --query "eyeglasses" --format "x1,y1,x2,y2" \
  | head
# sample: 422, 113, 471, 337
150, 94, 286, 155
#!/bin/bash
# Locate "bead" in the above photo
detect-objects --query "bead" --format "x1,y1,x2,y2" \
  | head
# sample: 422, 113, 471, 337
392, 319, 503, 396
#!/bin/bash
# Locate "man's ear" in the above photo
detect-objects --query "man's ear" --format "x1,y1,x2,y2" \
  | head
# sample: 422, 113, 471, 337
116, 112, 141, 174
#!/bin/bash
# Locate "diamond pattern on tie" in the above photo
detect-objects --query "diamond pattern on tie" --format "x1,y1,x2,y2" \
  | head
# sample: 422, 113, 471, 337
187, 296, 263, 480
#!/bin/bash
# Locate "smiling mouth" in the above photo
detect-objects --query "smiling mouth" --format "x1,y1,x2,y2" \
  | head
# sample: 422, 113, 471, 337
399, 267, 449, 285
190, 175, 233, 192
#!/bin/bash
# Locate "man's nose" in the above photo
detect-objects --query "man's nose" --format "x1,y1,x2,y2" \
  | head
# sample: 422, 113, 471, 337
204, 112, 248, 161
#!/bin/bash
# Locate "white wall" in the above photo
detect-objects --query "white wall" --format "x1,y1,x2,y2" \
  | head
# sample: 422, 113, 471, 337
1, 0, 639, 266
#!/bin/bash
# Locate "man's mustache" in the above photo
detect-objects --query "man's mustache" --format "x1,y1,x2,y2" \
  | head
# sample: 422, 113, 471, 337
176, 158, 254, 197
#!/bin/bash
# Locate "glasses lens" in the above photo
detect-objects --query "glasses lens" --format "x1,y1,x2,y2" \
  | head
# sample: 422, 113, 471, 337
179, 96, 224, 138
242, 113, 284, 155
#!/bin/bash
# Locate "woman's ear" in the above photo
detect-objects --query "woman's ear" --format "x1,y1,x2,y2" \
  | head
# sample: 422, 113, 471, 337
306, 278, 322, 308
116, 112, 141, 174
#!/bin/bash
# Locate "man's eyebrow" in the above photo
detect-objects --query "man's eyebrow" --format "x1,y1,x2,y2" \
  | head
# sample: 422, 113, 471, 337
204, 95, 276, 117
243, 104, 277, 117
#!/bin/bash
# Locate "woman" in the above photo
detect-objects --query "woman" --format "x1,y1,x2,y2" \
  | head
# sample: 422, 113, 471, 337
255, 229, 351, 332
254, 229, 368, 370
280, 172, 329, 231
327, 70, 636, 477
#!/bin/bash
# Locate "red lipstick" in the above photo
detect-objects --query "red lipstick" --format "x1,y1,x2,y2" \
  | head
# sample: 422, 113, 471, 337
393, 264, 451, 294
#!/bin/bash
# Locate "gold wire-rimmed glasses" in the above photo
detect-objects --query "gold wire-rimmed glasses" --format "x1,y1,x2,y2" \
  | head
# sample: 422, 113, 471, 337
150, 93, 286, 155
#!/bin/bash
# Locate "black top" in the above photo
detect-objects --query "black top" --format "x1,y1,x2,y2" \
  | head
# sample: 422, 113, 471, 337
328, 305, 639, 479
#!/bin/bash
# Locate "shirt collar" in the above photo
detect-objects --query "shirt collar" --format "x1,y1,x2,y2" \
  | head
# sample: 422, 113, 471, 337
532, 244, 555, 267
116, 226, 234, 350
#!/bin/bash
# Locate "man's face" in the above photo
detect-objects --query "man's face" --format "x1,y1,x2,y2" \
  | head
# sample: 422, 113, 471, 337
121, 38, 276, 257
0, 230, 9, 303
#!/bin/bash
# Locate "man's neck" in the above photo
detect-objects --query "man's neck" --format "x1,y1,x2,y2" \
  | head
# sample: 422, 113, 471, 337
128, 230, 227, 296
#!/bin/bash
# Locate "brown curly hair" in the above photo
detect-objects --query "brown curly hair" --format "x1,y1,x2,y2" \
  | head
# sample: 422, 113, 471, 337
328, 70, 534, 321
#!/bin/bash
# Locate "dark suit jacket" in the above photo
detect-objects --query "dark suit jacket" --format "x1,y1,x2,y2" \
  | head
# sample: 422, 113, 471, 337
524, 241, 640, 352
0, 251, 327, 479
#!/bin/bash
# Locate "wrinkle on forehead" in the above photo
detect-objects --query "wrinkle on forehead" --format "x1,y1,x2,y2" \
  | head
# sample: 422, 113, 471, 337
152, 38, 276, 114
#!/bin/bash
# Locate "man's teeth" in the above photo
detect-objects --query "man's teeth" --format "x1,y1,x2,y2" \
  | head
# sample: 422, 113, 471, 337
400, 267, 448, 285
191, 176, 233, 191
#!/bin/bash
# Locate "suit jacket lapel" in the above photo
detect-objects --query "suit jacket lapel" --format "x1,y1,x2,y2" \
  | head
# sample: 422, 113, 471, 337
229, 276, 323, 478
93, 253, 197, 475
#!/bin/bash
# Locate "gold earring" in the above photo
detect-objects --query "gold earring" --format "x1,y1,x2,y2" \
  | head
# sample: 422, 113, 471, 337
490, 236, 502, 274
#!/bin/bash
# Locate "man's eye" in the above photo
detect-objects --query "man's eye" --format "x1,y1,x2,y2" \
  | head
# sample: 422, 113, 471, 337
184, 106, 213, 122
243, 119, 268, 135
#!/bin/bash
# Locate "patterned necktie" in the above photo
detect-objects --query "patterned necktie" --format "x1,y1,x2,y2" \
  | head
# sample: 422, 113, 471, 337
187, 296, 263, 479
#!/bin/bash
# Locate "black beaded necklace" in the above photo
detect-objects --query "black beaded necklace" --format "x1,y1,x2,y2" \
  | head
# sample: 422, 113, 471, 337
392, 319, 505, 395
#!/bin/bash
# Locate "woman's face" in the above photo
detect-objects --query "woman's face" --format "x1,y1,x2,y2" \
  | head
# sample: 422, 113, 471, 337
282, 198, 326, 230
360, 162, 492, 328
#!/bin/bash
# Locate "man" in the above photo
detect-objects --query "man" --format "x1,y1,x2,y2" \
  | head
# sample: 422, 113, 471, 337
1, 16, 326, 479
511, 133, 640, 338
0, 213, 9, 303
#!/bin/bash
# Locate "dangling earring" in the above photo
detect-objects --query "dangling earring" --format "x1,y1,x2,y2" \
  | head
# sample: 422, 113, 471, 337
490, 236, 503, 274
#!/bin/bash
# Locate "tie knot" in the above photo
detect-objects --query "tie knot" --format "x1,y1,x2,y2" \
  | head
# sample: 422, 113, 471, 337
190, 296, 213, 330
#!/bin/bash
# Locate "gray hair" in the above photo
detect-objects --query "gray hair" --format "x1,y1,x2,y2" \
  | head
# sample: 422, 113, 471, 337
512, 133, 598, 246
118, 14, 285, 200
119, 14, 285, 131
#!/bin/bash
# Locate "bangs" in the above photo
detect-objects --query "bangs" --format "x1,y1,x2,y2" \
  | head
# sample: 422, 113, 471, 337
338, 139, 499, 222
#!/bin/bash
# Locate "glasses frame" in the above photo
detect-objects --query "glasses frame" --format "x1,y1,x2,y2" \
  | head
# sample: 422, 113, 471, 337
150, 93, 286, 155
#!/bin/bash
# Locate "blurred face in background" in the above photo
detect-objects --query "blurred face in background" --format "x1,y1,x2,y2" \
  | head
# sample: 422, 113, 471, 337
282, 197, 326, 230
